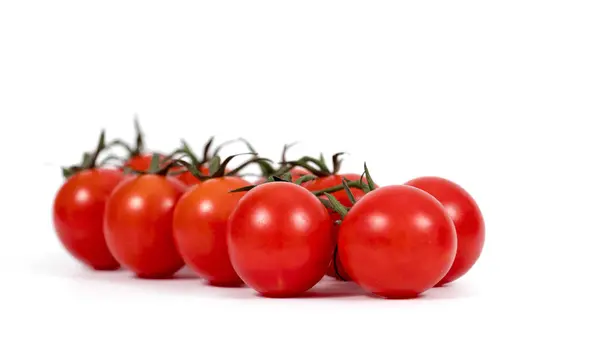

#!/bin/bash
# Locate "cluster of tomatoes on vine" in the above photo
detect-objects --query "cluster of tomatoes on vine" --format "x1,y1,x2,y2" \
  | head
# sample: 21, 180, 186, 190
53, 119, 485, 299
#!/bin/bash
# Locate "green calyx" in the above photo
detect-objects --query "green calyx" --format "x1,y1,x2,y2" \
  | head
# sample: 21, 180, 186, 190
125, 151, 272, 180
61, 130, 108, 179
122, 153, 172, 176
239, 139, 302, 180
284, 152, 346, 178
106, 115, 148, 159
228, 172, 318, 193
315, 162, 378, 220
166, 136, 244, 176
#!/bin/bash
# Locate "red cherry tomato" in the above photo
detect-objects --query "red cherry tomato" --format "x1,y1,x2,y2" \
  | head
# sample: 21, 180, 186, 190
53, 169, 123, 270
405, 176, 485, 286
104, 174, 186, 278
173, 177, 249, 286
338, 185, 457, 298
123, 153, 166, 171
227, 182, 333, 297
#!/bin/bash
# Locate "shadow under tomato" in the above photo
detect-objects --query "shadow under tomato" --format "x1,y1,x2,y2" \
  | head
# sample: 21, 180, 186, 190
129, 265, 199, 281
203, 280, 246, 288
250, 279, 367, 299
131, 273, 198, 281
363, 292, 426, 300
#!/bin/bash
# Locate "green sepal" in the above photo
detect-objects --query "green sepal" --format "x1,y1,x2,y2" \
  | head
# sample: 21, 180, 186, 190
323, 192, 348, 219
208, 156, 221, 176
341, 178, 356, 204
363, 162, 377, 192
294, 174, 317, 185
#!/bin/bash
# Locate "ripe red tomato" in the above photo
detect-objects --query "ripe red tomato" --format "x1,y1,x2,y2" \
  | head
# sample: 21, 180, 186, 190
123, 153, 166, 171
53, 168, 123, 270
338, 185, 457, 298
227, 182, 334, 297
104, 174, 186, 278
404, 176, 485, 286
173, 177, 249, 286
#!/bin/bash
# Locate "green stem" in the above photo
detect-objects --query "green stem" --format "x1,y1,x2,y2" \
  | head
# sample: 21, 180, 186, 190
284, 160, 330, 177
299, 155, 331, 174
311, 180, 364, 196
106, 139, 134, 156
226, 156, 272, 177
86, 131, 106, 169
133, 115, 144, 156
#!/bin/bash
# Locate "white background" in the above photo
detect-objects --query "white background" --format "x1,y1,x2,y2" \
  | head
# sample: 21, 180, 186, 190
1, 0, 599, 335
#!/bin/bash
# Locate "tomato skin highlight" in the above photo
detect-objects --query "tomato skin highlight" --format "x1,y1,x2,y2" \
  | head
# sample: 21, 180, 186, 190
404, 176, 485, 286
339, 185, 457, 299
173, 177, 249, 286
53, 169, 123, 270
104, 175, 186, 278
227, 182, 334, 297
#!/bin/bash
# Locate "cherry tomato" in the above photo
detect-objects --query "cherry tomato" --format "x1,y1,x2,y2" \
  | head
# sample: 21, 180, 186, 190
123, 153, 166, 171
227, 182, 333, 297
173, 177, 249, 286
405, 176, 485, 286
338, 185, 457, 299
104, 174, 186, 278
53, 169, 123, 270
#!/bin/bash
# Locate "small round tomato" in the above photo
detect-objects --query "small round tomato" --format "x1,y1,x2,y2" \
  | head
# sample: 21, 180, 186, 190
53, 168, 123, 270
227, 182, 333, 297
173, 177, 249, 286
339, 185, 457, 299
104, 174, 186, 278
405, 176, 485, 286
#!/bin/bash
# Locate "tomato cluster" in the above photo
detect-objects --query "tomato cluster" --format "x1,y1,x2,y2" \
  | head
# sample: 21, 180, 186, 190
52, 121, 485, 299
